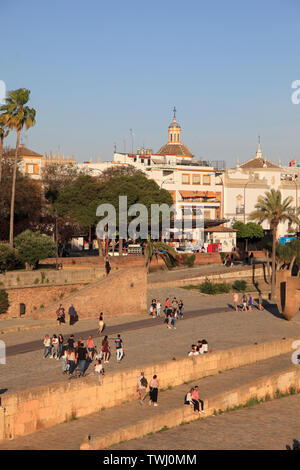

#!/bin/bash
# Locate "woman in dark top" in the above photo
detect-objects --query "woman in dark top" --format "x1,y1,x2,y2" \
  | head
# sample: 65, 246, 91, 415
57, 334, 64, 359
102, 335, 110, 363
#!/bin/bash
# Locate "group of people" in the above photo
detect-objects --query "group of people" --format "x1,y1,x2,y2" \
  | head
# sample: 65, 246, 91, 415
136, 371, 206, 416
184, 386, 205, 415
136, 371, 159, 406
188, 339, 209, 356
149, 297, 184, 330
43, 330, 125, 384
233, 292, 264, 312
56, 304, 78, 326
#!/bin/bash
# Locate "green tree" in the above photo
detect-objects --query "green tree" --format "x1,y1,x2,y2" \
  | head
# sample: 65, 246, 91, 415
14, 230, 56, 270
0, 243, 16, 272
0, 89, 36, 248
232, 221, 264, 251
145, 236, 179, 272
249, 189, 300, 300
97, 164, 145, 183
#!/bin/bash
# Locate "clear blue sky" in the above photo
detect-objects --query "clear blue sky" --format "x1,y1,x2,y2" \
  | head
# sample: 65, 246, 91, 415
2, 0, 300, 167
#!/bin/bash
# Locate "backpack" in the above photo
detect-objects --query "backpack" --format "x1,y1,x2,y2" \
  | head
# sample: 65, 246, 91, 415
140, 376, 148, 388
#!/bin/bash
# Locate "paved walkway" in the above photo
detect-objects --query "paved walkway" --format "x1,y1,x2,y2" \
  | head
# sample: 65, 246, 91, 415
1, 285, 300, 393
0, 352, 295, 450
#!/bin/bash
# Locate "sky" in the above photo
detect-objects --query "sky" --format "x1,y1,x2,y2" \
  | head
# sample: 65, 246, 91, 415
1, 0, 300, 167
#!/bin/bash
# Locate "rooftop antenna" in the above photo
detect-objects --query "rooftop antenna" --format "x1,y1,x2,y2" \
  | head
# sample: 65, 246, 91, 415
130, 128, 134, 154
123, 139, 126, 153
113, 142, 117, 153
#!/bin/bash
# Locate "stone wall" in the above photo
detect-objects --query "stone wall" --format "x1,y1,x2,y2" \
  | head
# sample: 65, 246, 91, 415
0, 336, 297, 441
4, 284, 85, 318
82, 365, 300, 449
0, 268, 105, 289
31, 266, 147, 320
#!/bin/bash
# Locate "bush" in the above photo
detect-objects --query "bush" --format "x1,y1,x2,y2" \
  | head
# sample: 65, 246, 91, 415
0, 243, 16, 272
232, 280, 247, 292
14, 230, 56, 270
0, 289, 9, 314
198, 279, 231, 295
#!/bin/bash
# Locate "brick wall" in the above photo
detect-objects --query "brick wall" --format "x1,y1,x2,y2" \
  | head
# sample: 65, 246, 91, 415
3, 284, 85, 318
31, 266, 147, 320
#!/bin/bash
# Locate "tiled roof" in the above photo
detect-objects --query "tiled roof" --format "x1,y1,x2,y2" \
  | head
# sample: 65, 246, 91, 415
204, 225, 238, 232
5, 145, 42, 158
157, 143, 194, 157
239, 157, 279, 169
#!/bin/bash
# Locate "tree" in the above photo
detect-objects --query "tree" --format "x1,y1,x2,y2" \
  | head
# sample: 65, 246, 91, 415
0, 89, 36, 248
97, 164, 146, 183
0, 156, 43, 240
232, 221, 264, 251
14, 230, 56, 270
249, 189, 300, 300
0, 243, 16, 272
145, 237, 179, 272
0, 124, 9, 183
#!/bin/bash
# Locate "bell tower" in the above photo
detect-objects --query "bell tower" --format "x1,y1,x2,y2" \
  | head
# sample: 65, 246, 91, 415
168, 106, 181, 144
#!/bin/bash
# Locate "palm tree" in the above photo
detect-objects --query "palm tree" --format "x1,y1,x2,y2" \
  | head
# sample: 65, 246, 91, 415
0, 124, 9, 183
145, 236, 179, 272
248, 189, 300, 300
0, 89, 36, 247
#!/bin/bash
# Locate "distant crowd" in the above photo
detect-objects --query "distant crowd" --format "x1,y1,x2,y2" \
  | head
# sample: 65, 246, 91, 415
149, 297, 184, 329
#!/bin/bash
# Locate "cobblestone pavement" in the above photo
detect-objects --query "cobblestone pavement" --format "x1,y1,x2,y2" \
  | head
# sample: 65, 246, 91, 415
115, 393, 300, 451
1, 285, 300, 393
0, 352, 295, 450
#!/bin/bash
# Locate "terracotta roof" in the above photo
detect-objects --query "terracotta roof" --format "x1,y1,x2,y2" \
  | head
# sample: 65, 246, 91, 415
5, 145, 43, 158
157, 143, 194, 157
239, 157, 279, 169
204, 225, 238, 232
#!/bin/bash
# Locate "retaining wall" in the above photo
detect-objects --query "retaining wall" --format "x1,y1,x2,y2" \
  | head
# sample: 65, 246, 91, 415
0, 336, 297, 442
82, 365, 300, 449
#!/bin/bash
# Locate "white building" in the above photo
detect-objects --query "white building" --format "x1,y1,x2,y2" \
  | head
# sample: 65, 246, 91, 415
223, 142, 300, 238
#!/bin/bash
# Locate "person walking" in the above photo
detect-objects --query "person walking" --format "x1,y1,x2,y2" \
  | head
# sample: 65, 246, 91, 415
171, 309, 178, 329
258, 292, 264, 311
105, 257, 111, 276
178, 299, 184, 319
61, 346, 68, 374
67, 334, 75, 350
50, 334, 59, 359
43, 334, 51, 359
56, 305, 65, 326
233, 292, 239, 311
94, 359, 104, 385
137, 372, 148, 405
156, 300, 161, 318
57, 333, 64, 359
98, 312, 105, 333
115, 334, 124, 362
149, 375, 159, 406
67, 348, 76, 375
68, 304, 76, 326
248, 294, 253, 311
242, 294, 248, 311
76, 342, 88, 377
87, 335, 95, 360
102, 335, 110, 363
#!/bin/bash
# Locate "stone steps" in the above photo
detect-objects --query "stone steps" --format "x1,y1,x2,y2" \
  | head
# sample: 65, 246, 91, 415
0, 350, 297, 450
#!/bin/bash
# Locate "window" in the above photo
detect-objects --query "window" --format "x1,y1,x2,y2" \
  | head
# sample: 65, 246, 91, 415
26, 164, 34, 174
204, 210, 210, 219
192, 174, 200, 185
170, 134, 172, 142
182, 174, 190, 184
203, 175, 210, 185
